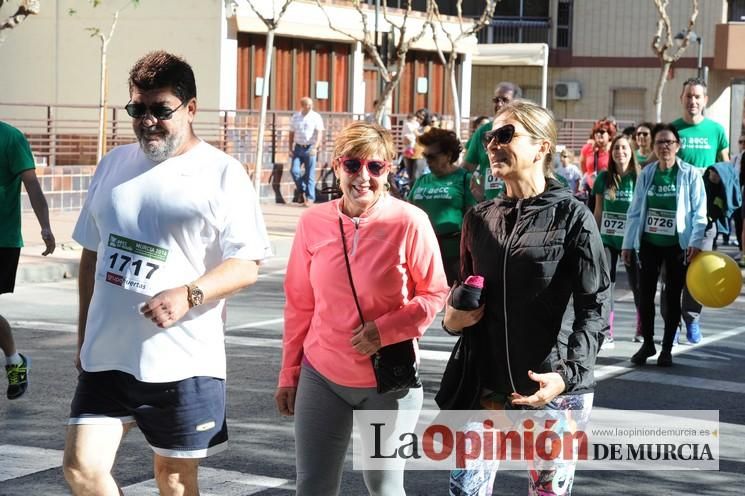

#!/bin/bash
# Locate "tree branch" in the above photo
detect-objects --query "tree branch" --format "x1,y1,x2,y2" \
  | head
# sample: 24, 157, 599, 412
0, 0, 40, 34
247, 0, 294, 30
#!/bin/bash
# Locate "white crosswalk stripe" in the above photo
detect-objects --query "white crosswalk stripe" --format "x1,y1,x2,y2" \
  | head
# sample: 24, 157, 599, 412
123, 467, 291, 495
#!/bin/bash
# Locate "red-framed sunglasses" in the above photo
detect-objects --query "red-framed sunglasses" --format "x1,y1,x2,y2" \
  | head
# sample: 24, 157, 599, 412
338, 156, 390, 177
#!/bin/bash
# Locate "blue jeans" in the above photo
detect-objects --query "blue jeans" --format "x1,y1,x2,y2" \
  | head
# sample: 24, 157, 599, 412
290, 144, 317, 202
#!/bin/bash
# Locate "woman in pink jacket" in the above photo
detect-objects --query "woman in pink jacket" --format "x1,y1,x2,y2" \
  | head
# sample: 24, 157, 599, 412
275, 122, 448, 495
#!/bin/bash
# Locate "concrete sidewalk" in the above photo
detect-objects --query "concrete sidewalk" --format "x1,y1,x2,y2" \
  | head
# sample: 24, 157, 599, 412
18, 202, 308, 284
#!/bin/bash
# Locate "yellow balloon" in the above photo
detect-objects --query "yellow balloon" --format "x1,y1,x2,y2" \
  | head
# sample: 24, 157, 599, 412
686, 252, 743, 308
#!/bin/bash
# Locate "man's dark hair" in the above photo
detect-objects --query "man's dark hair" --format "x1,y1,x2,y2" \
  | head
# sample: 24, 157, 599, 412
128, 51, 197, 102
682, 77, 707, 93
418, 127, 463, 163
496, 81, 523, 99
651, 122, 681, 143
622, 126, 636, 137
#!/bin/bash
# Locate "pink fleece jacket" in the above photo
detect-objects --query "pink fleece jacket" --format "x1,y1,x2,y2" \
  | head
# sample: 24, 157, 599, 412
279, 196, 449, 388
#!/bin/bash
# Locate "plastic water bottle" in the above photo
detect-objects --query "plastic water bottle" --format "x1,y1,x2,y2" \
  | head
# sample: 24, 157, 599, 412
451, 275, 484, 310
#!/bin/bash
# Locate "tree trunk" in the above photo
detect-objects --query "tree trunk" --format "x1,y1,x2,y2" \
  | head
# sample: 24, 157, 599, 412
447, 59, 461, 139
255, 29, 275, 194
653, 61, 671, 122
97, 42, 108, 164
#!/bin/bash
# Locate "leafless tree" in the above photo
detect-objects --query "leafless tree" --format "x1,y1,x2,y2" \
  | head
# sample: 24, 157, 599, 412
0, 0, 40, 42
315, 0, 430, 123
651, 0, 699, 122
428, 0, 497, 138
71, 0, 140, 163
245, 0, 293, 192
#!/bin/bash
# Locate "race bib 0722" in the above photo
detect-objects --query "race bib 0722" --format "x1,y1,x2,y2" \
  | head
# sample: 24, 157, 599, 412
601, 211, 627, 237
99, 233, 169, 295
485, 173, 503, 191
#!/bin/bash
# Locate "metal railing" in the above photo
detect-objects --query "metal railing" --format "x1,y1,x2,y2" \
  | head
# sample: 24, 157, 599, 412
3, 103, 472, 168
476, 16, 552, 45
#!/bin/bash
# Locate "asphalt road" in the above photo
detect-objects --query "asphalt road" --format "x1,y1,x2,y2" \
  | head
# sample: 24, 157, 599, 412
1, 239, 744, 495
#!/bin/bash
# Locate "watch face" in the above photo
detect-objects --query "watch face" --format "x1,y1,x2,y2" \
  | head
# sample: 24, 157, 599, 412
191, 286, 204, 306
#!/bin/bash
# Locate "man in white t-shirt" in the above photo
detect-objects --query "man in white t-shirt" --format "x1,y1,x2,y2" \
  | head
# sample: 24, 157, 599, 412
288, 97, 324, 206
62, 51, 272, 495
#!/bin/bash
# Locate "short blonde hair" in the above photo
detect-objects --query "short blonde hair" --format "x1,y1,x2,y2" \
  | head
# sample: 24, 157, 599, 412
333, 122, 396, 162
496, 100, 557, 176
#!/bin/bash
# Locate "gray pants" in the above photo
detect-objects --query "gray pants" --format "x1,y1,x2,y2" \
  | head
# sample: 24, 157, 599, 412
294, 363, 423, 496
661, 223, 716, 326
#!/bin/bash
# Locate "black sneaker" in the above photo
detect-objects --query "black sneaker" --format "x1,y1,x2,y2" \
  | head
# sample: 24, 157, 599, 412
6, 354, 30, 400
630, 343, 656, 366
657, 350, 673, 367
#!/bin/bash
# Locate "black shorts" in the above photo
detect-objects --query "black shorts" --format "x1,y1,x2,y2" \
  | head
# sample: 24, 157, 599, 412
69, 370, 228, 458
0, 248, 21, 294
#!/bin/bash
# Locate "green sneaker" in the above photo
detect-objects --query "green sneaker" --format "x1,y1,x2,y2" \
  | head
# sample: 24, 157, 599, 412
6, 354, 29, 400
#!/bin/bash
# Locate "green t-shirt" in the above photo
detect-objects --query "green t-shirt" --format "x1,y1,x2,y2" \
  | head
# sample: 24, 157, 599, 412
672, 117, 729, 169
464, 121, 506, 200
407, 168, 476, 258
592, 170, 635, 250
635, 150, 649, 165
0, 121, 36, 248
642, 165, 679, 247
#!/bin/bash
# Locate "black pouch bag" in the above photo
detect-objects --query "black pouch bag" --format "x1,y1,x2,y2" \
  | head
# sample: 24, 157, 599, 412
338, 217, 421, 394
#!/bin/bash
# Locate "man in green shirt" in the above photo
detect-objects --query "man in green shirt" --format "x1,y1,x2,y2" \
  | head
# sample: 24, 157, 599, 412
0, 121, 56, 400
463, 81, 522, 202
669, 78, 729, 344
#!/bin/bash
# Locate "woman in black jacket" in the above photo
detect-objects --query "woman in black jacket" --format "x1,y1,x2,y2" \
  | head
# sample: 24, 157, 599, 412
441, 100, 610, 496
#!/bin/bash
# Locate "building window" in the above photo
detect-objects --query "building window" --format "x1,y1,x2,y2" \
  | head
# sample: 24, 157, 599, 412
556, 0, 573, 49
476, 0, 550, 44
728, 0, 745, 21
611, 88, 646, 125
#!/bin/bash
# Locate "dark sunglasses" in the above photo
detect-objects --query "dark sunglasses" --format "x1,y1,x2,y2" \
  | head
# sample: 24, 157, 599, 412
739, 139, 745, 144
482, 124, 519, 149
654, 139, 679, 147
636, 131, 649, 137
124, 100, 186, 120
339, 157, 390, 177
492, 96, 511, 105
423, 152, 443, 161
595, 129, 609, 135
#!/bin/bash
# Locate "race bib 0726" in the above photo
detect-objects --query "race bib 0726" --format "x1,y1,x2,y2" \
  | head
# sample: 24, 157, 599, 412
99, 233, 169, 295
644, 208, 676, 236
601, 211, 627, 237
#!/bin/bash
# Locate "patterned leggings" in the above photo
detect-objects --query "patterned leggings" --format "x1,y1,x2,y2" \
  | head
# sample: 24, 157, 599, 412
448, 392, 594, 496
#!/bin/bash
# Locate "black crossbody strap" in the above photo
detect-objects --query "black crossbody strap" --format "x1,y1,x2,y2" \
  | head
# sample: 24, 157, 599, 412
339, 217, 365, 326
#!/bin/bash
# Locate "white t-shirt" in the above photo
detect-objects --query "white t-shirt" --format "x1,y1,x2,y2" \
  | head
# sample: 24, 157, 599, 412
73, 142, 272, 382
555, 163, 583, 193
290, 110, 324, 146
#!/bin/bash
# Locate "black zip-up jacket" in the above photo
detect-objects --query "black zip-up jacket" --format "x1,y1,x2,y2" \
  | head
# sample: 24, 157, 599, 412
458, 178, 610, 397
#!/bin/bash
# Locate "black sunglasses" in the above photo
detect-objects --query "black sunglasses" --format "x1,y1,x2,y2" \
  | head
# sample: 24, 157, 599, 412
124, 100, 186, 120
423, 152, 444, 161
339, 157, 390, 177
482, 124, 519, 149
636, 131, 649, 137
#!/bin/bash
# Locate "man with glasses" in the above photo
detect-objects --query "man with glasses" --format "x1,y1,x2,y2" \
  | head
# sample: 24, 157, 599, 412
289, 97, 324, 206
62, 51, 271, 495
669, 78, 729, 344
1, 121, 56, 401
463, 81, 522, 202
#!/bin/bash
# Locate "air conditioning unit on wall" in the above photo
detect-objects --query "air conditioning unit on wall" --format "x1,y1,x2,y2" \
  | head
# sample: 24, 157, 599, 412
554, 81, 581, 100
